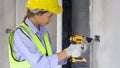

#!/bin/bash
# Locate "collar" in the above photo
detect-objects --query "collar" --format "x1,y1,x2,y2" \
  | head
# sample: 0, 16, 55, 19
25, 18, 46, 35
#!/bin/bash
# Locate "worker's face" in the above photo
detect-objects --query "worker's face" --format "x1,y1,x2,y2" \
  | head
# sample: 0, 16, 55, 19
35, 12, 54, 26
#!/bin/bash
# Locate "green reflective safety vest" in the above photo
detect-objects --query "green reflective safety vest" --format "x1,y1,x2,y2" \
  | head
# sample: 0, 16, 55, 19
9, 23, 53, 68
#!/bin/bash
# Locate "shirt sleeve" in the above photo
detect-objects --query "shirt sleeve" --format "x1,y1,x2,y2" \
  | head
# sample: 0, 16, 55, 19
13, 29, 58, 68
58, 60, 67, 65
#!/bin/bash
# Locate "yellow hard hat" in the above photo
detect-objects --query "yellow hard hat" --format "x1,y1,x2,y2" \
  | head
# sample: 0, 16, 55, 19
26, 0, 63, 14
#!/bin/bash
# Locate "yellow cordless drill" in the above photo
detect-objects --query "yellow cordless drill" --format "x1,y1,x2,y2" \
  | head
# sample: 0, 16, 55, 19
69, 35, 100, 67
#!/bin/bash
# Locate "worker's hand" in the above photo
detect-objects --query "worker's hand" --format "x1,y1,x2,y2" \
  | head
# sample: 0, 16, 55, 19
65, 44, 83, 57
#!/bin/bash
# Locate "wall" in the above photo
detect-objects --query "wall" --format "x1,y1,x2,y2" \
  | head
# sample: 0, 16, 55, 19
90, 0, 120, 68
72, 0, 90, 36
0, 0, 16, 68
46, 15, 57, 48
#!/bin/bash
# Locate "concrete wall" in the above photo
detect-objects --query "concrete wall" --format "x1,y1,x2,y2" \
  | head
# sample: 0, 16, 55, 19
90, 0, 120, 68
0, 0, 16, 68
72, 0, 90, 36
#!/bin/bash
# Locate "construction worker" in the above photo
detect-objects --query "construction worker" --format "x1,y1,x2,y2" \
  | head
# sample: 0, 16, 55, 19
9, 0, 84, 68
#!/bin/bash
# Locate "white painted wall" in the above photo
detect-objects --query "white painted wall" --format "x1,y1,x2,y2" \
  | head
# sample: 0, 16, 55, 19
57, 1, 62, 68
90, 0, 120, 68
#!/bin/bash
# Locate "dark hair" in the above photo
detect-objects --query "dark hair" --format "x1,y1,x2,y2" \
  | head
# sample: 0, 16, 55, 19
22, 9, 48, 22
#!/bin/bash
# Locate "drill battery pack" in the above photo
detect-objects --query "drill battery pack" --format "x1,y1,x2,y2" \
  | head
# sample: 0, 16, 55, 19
71, 57, 88, 68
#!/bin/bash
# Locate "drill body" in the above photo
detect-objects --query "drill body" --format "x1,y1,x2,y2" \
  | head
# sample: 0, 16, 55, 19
70, 35, 89, 64
69, 35, 100, 67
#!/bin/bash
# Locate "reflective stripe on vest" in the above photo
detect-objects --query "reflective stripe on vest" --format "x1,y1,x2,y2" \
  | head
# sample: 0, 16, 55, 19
9, 23, 53, 68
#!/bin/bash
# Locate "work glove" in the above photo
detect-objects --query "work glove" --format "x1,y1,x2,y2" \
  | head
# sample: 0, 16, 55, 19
65, 44, 83, 58
82, 43, 88, 53
82, 38, 89, 53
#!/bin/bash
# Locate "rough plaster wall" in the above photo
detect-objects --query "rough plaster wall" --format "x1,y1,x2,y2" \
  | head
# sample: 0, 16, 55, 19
16, 0, 27, 26
90, 0, 120, 68
0, 0, 16, 68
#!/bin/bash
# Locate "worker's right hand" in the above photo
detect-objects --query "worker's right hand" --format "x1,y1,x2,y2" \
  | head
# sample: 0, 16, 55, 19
64, 44, 83, 57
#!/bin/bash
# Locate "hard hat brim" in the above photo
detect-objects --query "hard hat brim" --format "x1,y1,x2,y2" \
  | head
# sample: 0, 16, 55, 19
50, 5, 63, 14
